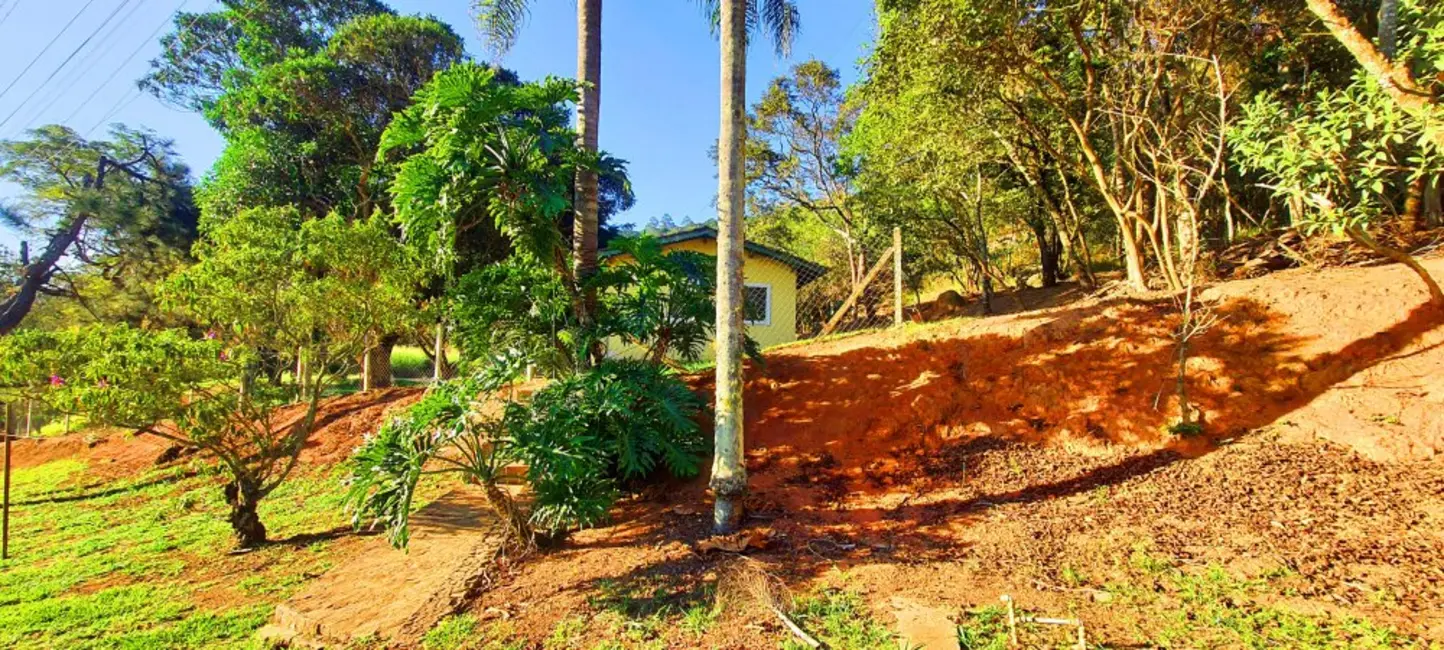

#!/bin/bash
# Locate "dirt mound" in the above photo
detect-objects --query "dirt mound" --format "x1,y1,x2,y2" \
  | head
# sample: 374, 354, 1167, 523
5, 388, 422, 476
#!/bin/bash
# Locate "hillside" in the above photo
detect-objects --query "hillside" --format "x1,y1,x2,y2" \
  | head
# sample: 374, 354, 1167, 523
467, 257, 1444, 648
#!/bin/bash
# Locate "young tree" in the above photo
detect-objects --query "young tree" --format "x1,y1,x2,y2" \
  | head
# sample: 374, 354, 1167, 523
704, 0, 800, 534
0, 126, 195, 335
747, 60, 874, 295
0, 208, 417, 548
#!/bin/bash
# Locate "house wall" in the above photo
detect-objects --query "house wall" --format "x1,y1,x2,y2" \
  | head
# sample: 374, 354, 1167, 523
603, 236, 800, 358
667, 238, 799, 349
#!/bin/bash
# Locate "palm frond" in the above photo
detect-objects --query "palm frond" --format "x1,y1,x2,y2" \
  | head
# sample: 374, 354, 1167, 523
472, 0, 533, 58
693, 0, 801, 57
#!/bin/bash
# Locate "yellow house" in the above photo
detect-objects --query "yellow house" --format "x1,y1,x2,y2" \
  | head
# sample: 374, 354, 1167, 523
601, 225, 825, 352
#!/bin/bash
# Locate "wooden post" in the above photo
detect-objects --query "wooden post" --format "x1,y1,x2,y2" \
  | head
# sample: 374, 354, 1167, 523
819, 246, 896, 338
893, 227, 903, 326
433, 320, 447, 382
4, 402, 12, 560
23, 400, 31, 437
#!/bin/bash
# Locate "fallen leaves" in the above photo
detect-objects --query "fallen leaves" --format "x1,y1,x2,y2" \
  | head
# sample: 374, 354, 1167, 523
696, 529, 774, 554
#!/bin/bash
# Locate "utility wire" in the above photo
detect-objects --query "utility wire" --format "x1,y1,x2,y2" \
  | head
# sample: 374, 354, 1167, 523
21, 0, 152, 131
0, 0, 138, 132
0, 0, 102, 106
61, 0, 186, 128
0, 1, 21, 29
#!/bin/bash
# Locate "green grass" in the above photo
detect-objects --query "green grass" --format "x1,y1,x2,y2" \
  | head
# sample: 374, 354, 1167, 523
782, 588, 895, 650
0, 456, 450, 649
1109, 547, 1419, 649
422, 614, 524, 650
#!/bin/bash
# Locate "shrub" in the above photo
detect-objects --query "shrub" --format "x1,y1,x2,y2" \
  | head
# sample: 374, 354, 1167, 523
346, 359, 705, 546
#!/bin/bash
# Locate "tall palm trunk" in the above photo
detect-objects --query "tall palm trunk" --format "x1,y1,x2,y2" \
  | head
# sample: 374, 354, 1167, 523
711, 0, 749, 535
573, 0, 603, 363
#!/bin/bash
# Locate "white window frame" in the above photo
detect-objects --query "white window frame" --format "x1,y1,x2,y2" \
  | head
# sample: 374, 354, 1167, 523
743, 283, 772, 326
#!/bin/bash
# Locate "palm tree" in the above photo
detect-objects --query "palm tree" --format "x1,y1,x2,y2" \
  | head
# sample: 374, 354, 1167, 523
705, 0, 800, 534
474, 0, 603, 342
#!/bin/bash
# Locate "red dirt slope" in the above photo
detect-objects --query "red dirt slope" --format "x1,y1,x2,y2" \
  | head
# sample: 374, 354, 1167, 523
473, 257, 1444, 646
6, 387, 422, 476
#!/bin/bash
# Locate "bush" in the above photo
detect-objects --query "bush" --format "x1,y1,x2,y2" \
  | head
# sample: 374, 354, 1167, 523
346, 359, 705, 545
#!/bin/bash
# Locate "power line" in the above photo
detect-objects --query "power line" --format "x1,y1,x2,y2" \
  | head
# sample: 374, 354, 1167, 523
61, 0, 186, 128
0, 1, 21, 29
21, 0, 153, 130
0, 0, 138, 132
0, 0, 102, 106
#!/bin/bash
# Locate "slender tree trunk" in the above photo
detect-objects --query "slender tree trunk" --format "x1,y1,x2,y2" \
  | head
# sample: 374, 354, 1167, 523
573, 0, 603, 366
711, 0, 749, 535
224, 479, 267, 548
1346, 226, 1444, 306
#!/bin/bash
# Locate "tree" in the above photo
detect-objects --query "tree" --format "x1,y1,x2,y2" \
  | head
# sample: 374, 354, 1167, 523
1305, 0, 1444, 149
474, 0, 605, 365
0, 126, 195, 335
151, 7, 466, 389
705, 0, 800, 534
140, 0, 392, 114
747, 60, 880, 299
0, 207, 417, 548
1234, 0, 1444, 305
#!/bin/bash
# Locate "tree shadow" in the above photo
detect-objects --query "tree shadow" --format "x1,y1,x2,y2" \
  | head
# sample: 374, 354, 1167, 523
12, 468, 201, 506
267, 525, 381, 548
679, 293, 1442, 563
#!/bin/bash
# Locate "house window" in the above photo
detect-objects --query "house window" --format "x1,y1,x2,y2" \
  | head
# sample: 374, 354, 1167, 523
743, 284, 771, 326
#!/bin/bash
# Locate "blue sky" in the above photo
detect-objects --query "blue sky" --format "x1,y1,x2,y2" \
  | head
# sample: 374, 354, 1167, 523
0, 0, 876, 250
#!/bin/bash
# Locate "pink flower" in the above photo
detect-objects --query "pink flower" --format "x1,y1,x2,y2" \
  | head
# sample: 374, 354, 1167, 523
204, 330, 218, 340
96, 378, 109, 389
49, 374, 65, 387
219, 349, 230, 361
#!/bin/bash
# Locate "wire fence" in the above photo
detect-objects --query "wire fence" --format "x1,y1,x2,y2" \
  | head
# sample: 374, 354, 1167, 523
768, 227, 908, 348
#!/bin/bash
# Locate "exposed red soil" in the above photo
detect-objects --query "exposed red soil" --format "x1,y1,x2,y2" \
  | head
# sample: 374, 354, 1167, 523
467, 257, 1444, 646
6, 387, 422, 477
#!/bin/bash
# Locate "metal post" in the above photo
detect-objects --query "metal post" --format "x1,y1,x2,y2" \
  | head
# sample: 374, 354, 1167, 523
4, 402, 13, 560
893, 227, 904, 326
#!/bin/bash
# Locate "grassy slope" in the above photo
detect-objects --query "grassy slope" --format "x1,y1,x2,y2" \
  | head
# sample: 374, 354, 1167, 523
0, 457, 445, 649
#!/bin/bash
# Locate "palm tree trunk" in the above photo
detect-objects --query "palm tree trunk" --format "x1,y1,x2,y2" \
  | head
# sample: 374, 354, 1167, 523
711, 0, 749, 535
573, 0, 603, 365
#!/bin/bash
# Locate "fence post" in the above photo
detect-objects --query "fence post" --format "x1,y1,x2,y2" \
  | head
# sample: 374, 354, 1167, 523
433, 320, 446, 382
4, 402, 12, 560
23, 400, 31, 437
893, 227, 903, 327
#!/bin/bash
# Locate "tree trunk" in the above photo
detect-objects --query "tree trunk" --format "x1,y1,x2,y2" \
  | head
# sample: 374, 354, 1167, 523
1346, 226, 1444, 306
573, 0, 603, 367
224, 480, 267, 548
362, 338, 394, 391
1405, 175, 1428, 233
711, 0, 749, 536
0, 215, 88, 336
481, 480, 533, 548
1119, 220, 1148, 291
1379, 0, 1399, 59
